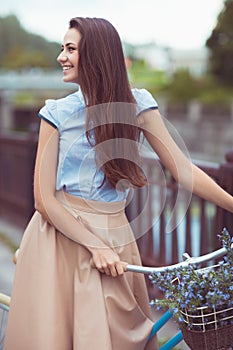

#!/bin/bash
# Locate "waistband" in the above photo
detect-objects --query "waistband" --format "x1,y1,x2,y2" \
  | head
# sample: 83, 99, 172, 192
56, 190, 126, 214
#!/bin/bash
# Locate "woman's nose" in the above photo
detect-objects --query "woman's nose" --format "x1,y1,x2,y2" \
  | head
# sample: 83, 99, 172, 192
57, 51, 67, 63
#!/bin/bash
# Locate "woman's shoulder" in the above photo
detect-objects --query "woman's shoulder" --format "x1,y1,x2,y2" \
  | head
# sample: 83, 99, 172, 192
131, 87, 158, 114
38, 89, 85, 129
52, 89, 85, 112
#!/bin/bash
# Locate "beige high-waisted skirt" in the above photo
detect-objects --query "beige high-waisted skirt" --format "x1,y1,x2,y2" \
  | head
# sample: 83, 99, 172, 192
4, 191, 158, 350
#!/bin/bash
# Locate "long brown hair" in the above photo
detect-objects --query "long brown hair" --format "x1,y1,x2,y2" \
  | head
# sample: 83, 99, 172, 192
69, 17, 147, 189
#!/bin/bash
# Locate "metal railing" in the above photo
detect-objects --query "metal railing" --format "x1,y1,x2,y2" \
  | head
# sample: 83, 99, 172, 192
126, 149, 233, 275
0, 131, 233, 269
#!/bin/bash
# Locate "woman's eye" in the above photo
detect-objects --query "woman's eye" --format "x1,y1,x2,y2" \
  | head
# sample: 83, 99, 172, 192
68, 47, 75, 52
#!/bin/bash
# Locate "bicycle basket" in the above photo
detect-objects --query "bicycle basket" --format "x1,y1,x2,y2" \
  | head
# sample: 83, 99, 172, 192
180, 304, 233, 350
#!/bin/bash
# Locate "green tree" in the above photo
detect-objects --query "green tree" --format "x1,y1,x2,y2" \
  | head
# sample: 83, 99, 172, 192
166, 69, 200, 103
206, 0, 233, 87
0, 14, 60, 70
2, 46, 51, 69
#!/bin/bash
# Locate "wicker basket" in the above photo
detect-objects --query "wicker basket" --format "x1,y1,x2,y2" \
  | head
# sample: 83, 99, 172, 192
181, 323, 233, 350
180, 305, 233, 350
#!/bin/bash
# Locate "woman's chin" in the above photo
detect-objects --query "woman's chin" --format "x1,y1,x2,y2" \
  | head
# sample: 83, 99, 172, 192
62, 76, 78, 84
63, 76, 71, 83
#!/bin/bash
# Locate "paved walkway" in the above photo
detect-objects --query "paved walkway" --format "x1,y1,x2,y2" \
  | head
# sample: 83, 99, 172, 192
0, 217, 189, 349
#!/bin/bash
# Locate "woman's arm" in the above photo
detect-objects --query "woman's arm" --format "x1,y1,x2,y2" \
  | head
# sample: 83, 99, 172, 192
34, 119, 124, 276
140, 109, 233, 213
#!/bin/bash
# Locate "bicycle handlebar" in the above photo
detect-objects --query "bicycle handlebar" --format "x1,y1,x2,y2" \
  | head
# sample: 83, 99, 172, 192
90, 244, 232, 274
125, 246, 230, 274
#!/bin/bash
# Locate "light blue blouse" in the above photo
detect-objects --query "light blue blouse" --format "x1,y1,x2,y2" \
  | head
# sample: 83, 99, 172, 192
38, 88, 158, 202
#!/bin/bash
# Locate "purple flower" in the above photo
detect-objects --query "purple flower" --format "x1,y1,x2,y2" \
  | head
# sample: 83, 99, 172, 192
149, 228, 233, 327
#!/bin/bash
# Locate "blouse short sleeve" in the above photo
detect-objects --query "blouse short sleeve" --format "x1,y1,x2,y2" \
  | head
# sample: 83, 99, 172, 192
38, 99, 59, 129
132, 88, 158, 115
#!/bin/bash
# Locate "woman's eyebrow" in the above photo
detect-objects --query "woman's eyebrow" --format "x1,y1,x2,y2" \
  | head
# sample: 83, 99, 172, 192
64, 42, 77, 47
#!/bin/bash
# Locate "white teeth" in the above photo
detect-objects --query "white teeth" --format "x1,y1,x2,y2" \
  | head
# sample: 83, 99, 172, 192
63, 66, 72, 71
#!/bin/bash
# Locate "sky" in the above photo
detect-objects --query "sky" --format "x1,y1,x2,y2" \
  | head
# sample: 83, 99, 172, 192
0, 0, 225, 49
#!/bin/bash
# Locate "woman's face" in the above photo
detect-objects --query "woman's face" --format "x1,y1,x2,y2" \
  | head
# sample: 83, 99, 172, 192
57, 28, 81, 84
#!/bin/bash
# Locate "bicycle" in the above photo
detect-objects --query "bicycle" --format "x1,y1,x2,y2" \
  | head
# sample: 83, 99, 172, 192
123, 244, 231, 349
0, 250, 17, 350
0, 245, 231, 350
0, 293, 10, 350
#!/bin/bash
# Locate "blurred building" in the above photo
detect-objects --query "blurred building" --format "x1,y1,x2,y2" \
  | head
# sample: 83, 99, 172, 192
170, 48, 209, 77
123, 41, 209, 77
133, 42, 172, 72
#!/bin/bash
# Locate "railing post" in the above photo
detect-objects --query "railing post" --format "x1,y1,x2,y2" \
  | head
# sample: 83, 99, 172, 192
0, 91, 14, 132
216, 148, 233, 237
187, 99, 201, 123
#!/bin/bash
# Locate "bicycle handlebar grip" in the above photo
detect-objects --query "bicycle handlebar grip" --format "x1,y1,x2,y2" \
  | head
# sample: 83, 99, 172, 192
0, 292, 11, 307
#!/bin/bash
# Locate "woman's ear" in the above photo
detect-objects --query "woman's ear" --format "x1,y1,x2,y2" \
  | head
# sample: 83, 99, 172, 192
125, 57, 132, 69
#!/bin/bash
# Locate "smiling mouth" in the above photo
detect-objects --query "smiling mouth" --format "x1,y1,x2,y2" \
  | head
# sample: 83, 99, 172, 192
62, 66, 73, 71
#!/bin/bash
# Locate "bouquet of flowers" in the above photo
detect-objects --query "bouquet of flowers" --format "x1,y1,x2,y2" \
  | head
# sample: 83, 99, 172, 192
149, 228, 233, 350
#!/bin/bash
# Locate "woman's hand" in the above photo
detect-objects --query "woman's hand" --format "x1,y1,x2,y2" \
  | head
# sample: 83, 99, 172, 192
90, 247, 125, 277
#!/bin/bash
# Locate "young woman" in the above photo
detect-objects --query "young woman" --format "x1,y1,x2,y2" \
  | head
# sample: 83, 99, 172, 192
4, 17, 233, 350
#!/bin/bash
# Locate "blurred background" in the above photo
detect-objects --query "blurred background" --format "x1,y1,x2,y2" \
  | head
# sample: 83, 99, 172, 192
0, 0, 232, 161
